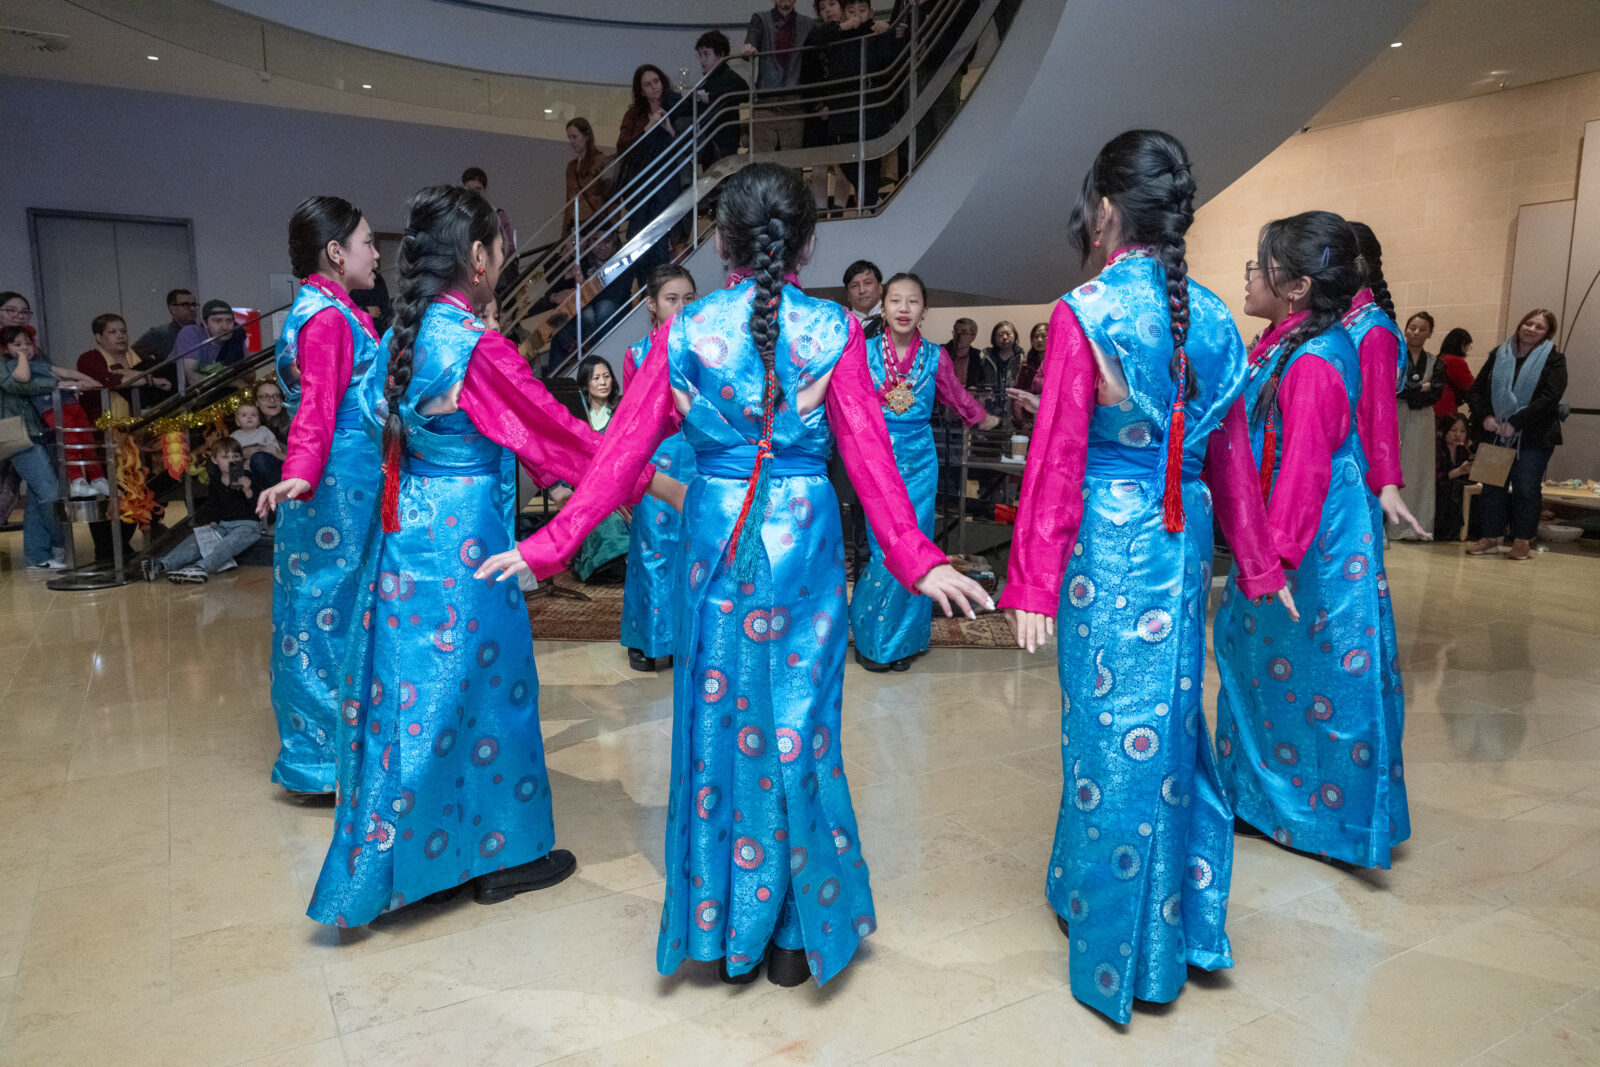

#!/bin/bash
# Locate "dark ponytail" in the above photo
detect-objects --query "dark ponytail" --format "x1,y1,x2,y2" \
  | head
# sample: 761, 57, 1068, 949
1347, 221, 1395, 322
288, 196, 364, 279
1250, 210, 1364, 427
1068, 129, 1197, 400
381, 184, 500, 531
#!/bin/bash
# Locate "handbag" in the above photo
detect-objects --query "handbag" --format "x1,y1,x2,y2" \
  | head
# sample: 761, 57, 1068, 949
1468, 441, 1516, 487
0, 414, 33, 463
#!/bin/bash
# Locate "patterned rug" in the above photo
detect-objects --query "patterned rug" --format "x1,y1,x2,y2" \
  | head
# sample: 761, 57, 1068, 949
525, 575, 1018, 649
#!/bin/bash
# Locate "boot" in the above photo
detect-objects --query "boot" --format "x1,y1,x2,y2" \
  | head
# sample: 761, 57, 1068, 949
765, 946, 810, 987
473, 848, 577, 904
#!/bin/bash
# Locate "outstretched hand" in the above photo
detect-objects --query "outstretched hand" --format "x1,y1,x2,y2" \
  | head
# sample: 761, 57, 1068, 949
1378, 484, 1432, 540
474, 548, 529, 583
256, 477, 311, 517
915, 564, 992, 621
1005, 387, 1039, 416
1253, 584, 1300, 623
1004, 608, 1054, 654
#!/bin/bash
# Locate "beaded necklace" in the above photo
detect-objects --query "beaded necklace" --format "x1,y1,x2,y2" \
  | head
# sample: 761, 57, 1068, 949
878, 329, 927, 414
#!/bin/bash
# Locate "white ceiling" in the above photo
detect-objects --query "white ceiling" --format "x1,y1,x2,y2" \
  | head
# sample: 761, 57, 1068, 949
1310, 0, 1600, 127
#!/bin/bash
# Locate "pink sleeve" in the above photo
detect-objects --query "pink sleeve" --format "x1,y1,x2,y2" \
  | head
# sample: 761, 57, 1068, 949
513, 325, 681, 578
459, 329, 654, 497
995, 300, 1095, 617
826, 318, 950, 592
1356, 328, 1403, 493
280, 308, 353, 494
622, 344, 642, 390
934, 347, 989, 426
1270, 356, 1348, 569
1202, 399, 1285, 600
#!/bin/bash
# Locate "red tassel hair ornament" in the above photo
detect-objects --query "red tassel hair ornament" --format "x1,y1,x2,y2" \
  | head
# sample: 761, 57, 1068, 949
1161, 344, 1189, 533
381, 433, 402, 533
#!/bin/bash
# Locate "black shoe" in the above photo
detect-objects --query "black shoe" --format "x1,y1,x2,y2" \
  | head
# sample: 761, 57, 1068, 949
765, 946, 810, 987
854, 649, 893, 673
1233, 816, 1267, 839
1056, 914, 1070, 939
627, 648, 655, 673
890, 657, 911, 672
473, 848, 577, 904
718, 957, 761, 985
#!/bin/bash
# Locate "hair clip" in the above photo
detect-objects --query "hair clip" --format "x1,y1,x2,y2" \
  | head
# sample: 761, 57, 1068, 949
1319, 247, 1331, 268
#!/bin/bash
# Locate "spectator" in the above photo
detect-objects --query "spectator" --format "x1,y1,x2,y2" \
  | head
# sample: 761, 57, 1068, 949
695, 32, 749, 168
842, 258, 883, 336
347, 272, 393, 335
1435, 413, 1474, 542
563, 118, 609, 233
1434, 326, 1476, 430
536, 231, 632, 370
1466, 308, 1567, 561
1, 322, 105, 497
800, 0, 854, 210
140, 436, 262, 584
132, 288, 199, 361
1012, 320, 1047, 429
173, 301, 247, 384
823, 1, 896, 211
77, 312, 173, 420
0, 291, 33, 330
230, 402, 284, 488
617, 64, 688, 277
944, 316, 977, 384
0, 323, 67, 570
252, 379, 291, 443
577, 355, 620, 431
743, 0, 816, 153
461, 167, 516, 265
1392, 310, 1443, 541
967, 319, 1022, 419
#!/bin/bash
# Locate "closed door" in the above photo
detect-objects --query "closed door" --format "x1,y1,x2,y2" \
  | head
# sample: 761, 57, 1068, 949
30, 212, 195, 366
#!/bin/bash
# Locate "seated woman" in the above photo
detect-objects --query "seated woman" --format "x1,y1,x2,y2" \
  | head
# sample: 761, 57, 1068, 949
557, 355, 631, 583
1434, 413, 1474, 542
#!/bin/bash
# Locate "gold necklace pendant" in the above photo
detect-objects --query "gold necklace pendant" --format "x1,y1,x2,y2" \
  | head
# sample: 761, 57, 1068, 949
882, 377, 916, 414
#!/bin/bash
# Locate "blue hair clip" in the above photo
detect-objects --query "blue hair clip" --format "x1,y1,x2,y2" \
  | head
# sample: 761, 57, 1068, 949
1319, 246, 1331, 268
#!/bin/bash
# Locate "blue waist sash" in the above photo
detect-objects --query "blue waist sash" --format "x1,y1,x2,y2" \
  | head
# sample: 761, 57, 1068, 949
404, 456, 503, 478
698, 447, 827, 480
1084, 452, 1204, 482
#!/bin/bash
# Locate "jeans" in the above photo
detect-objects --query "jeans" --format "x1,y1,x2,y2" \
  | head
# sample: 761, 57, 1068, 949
160, 519, 262, 574
248, 451, 283, 488
11, 443, 64, 565
1477, 444, 1552, 542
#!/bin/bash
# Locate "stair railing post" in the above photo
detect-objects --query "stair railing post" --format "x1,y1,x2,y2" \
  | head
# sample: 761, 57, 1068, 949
573, 197, 583, 360
857, 34, 867, 213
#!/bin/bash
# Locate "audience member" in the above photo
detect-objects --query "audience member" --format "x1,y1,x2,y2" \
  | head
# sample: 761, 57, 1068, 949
140, 436, 262, 584
694, 31, 749, 168
1466, 308, 1568, 561
563, 118, 610, 232
252, 379, 291, 443
461, 167, 517, 263
967, 319, 1022, 418
1012, 320, 1047, 430
173, 301, 246, 383
1393, 310, 1442, 541
743, 0, 816, 152
132, 289, 199, 361
801, 1, 852, 209
0, 292, 33, 330
945, 316, 977, 384
1435, 413, 1474, 542
231, 402, 284, 488
77, 312, 173, 420
823, 1, 897, 210
577, 355, 620, 431
842, 258, 883, 336
347, 272, 393, 335
1434, 326, 1476, 429
0, 324, 67, 569
617, 64, 688, 277
1, 322, 106, 497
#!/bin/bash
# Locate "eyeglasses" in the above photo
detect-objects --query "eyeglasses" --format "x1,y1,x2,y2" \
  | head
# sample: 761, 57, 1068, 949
172, 301, 199, 308
1, 306, 33, 320
1243, 261, 1280, 280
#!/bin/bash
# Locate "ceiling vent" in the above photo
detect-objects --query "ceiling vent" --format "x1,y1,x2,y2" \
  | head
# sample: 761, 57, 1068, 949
0, 26, 70, 53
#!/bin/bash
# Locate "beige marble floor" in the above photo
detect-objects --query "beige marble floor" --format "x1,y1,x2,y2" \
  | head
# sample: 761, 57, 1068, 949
0, 537, 1597, 1066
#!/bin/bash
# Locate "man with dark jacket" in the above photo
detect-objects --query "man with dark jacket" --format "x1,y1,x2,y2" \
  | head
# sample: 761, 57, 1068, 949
695, 30, 750, 167
133, 288, 198, 362
742, 0, 815, 153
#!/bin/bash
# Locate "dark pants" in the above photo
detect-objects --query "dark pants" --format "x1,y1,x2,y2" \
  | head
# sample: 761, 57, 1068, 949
1477, 445, 1552, 542
249, 451, 283, 488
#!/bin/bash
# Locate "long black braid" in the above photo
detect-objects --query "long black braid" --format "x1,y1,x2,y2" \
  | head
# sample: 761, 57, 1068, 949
1348, 220, 1396, 322
1250, 211, 1365, 426
380, 184, 500, 529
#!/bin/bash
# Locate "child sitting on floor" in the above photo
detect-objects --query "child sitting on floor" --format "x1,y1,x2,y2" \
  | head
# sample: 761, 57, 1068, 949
142, 436, 262, 584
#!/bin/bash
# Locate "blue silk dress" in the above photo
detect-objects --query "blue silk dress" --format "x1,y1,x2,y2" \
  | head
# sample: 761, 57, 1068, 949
307, 296, 554, 926
1213, 326, 1411, 869
660, 283, 878, 985
619, 335, 696, 659
270, 278, 382, 794
1039, 258, 1250, 1024
848, 335, 940, 665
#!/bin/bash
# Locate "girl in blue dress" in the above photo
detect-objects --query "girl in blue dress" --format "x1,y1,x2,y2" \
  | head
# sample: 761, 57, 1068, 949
849, 272, 998, 672
620, 265, 698, 672
303, 185, 681, 925
478, 164, 990, 987
1213, 210, 1411, 870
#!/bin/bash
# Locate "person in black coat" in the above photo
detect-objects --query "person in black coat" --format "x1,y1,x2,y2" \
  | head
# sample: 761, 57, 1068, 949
1465, 308, 1567, 560
818, 1, 897, 209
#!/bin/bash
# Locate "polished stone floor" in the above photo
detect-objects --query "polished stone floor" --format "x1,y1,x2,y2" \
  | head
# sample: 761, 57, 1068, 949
0, 537, 1597, 1066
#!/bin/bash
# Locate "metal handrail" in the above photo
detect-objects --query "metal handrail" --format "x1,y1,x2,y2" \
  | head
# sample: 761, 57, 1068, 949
506, 0, 1007, 379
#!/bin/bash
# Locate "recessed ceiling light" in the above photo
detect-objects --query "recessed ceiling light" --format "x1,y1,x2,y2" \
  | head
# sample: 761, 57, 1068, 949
543, 108, 554, 114
1390, 41, 1402, 48
362, 83, 372, 89
147, 55, 159, 60
1389, 95, 1401, 102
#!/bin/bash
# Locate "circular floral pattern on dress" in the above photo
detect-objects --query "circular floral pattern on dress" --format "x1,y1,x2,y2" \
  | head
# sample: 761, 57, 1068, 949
515, 774, 541, 801
1137, 609, 1172, 643
1272, 826, 1293, 846
1268, 657, 1292, 682
695, 899, 722, 930
695, 785, 720, 819
817, 878, 840, 906
1319, 783, 1344, 808
1118, 421, 1155, 448
479, 831, 505, 858
1351, 741, 1373, 767
790, 846, 808, 874
509, 679, 528, 706
736, 725, 765, 757
775, 727, 802, 763
689, 560, 708, 591
1094, 650, 1115, 697
789, 496, 814, 527
734, 837, 764, 869
424, 829, 449, 858
1309, 694, 1335, 721
1068, 575, 1096, 608
1274, 741, 1299, 765
398, 681, 417, 711
316, 607, 340, 631
702, 669, 729, 702
1067, 890, 1089, 921
743, 610, 772, 641
854, 914, 876, 937
458, 539, 485, 567
768, 607, 790, 637
1342, 649, 1371, 675
1122, 726, 1158, 761
833, 828, 852, 854
433, 728, 456, 757
471, 737, 499, 766
1188, 855, 1214, 890
1161, 774, 1183, 806
812, 725, 832, 759
378, 571, 414, 601
695, 336, 730, 368
1111, 845, 1140, 880
477, 641, 499, 668
1074, 776, 1102, 811
1161, 893, 1183, 926
315, 526, 341, 550
342, 699, 361, 726
1094, 963, 1121, 994
1342, 554, 1369, 581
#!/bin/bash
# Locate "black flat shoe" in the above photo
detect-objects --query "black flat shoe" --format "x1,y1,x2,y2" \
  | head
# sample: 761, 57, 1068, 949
718, 957, 761, 985
473, 848, 577, 904
765, 946, 810, 987
1233, 816, 1267, 839
627, 648, 655, 672
1056, 914, 1070, 939
890, 657, 911, 672
854, 650, 893, 673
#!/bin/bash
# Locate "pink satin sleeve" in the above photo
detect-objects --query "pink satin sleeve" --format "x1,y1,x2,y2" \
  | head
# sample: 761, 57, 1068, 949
280, 308, 352, 494
827, 318, 950, 592
1270, 355, 1349, 569
934, 347, 989, 426
995, 300, 1094, 617
513, 324, 680, 578
458, 328, 655, 498
1202, 400, 1285, 600
622, 343, 643, 390
1356, 328, 1403, 493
